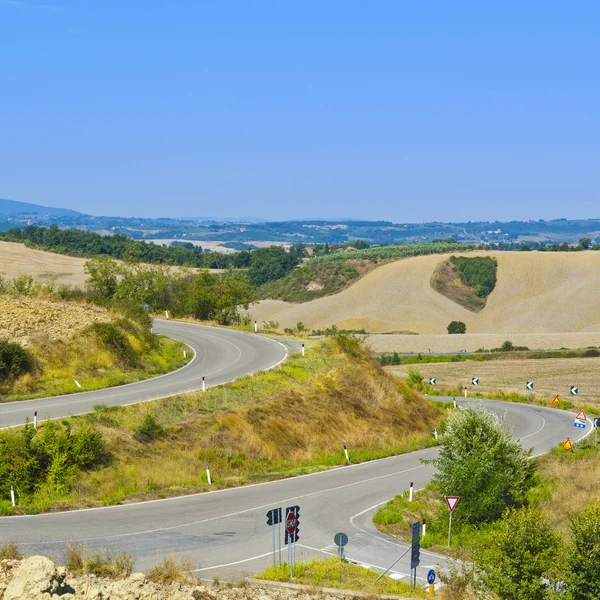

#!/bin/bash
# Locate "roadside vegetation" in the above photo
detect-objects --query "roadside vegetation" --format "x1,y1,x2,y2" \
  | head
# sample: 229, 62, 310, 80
256, 558, 422, 597
374, 405, 600, 600
0, 335, 444, 514
378, 344, 600, 366
431, 256, 497, 312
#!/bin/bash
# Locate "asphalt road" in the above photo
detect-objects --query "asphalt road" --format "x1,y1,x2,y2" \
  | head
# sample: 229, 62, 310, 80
0, 322, 592, 588
0, 319, 292, 428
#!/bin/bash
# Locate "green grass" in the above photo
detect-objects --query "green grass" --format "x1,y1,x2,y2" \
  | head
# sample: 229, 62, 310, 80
379, 347, 600, 366
256, 558, 425, 597
4, 334, 190, 401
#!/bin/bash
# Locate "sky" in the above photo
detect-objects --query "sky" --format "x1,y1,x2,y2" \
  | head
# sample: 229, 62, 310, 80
0, 1, 598, 222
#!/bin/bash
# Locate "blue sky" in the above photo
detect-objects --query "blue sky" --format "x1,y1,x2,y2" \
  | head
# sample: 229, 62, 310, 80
0, 1, 598, 222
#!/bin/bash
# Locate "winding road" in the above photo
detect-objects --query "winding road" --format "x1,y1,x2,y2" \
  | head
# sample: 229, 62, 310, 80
0, 321, 591, 587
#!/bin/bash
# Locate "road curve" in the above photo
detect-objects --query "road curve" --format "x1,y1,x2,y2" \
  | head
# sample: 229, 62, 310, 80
1, 393, 591, 585
0, 320, 293, 429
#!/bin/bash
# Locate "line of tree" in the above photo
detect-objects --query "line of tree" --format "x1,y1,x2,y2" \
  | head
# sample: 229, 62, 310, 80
0, 225, 307, 280
84, 257, 255, 325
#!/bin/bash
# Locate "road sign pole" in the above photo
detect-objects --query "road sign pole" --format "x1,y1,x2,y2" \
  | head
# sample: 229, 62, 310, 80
447, 510, 452, 548
410, 567, 413, 593
272, 522, 276, 570
278, 519, 282, 564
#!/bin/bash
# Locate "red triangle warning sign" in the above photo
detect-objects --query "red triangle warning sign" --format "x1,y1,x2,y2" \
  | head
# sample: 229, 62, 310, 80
562, 438, 573, 451
575, 410, 587, 422
552, 395, 560, 405
445, 496, 460, 512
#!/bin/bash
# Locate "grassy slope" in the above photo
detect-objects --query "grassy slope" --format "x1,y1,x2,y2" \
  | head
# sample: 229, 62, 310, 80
17, 337, 443, 512
3, 319, 190, 401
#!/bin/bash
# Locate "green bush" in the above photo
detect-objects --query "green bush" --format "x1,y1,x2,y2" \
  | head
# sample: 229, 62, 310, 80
476, 508, 563, 600
0, 421, 106, 501
0, 339, 32, 380
88, 322, 138, 369
447, 321, 467, 334
567, 501, 600, 599
450, 256, 497, 297
135, 414, 164, 442
406, 367, 423, 389
426, 405, 536, 525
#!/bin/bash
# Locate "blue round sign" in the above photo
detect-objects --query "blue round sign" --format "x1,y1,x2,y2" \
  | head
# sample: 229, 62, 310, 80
427, 569, 436, 584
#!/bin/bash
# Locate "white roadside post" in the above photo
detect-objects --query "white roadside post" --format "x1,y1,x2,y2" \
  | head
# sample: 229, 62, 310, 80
165, 310, 169, 319
205, 464, 212, 485
10, 486, 15, 507
254, 320, 258, 333
202, 376, 206, 392
464, 387, 468, 398
343, 444, 349, 463
183, 347, 187, 359
433, 428, 438, 441
422, 518, 427, 537
301, 343, 305, 357
33, 411, 37, 430
453, 399, 457, 409
409, 481, 414, 502
73, 378, 82, 389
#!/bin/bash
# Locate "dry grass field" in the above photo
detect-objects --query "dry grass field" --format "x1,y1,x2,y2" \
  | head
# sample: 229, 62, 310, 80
367, 332, 600, 354
387, 357, 600, 404
0, 241, 89, 287
0, 294, 111, 346
251, 251, 600, 335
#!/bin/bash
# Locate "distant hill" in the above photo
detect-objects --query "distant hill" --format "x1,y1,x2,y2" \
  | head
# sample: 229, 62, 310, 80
0, 198, 82, 217
251, 250, 600, 334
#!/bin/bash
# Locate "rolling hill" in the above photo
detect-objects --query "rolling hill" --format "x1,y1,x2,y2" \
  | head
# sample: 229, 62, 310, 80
0, 198, 82, 217
251, 251, 600, 335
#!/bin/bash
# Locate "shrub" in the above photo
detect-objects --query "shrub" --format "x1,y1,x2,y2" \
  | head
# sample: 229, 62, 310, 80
501, 340, 514, 352
476, 508, 563, 600
89, 322, 138, 368
65, 544, 134, 579
426, 405, 536, 525
0, 340, 32, 380
566, 501, 600, 599
406, 367, 423, 389
146, 555, 196, 584
0, 540, 23, 560
447, 321, 466, 334
450, 256, 497, 297
135, 414, 164, 442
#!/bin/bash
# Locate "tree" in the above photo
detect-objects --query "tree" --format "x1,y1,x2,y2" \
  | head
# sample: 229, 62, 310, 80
476, 508, 563, 600
447, 321, 466, 334
580, 237, 592, 249
501, 340, 514, 352
566, 501, 600, 599
426, 405, 536, 525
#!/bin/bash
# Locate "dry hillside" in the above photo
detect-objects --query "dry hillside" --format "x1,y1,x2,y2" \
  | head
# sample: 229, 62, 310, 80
0, 295, 111, 346
251, 251, 600, 335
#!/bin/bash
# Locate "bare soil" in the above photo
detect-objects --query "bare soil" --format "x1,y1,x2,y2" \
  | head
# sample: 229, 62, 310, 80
0, 295, 111, 346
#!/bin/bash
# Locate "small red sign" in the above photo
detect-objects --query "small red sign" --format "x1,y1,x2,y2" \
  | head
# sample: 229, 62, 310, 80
575, 410, 587, 422
445, 496, 460, 512
286, 512, 297, 534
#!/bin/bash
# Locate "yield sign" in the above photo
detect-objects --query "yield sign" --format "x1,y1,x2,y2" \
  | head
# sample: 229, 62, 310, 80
575, 410, 586, 422
445, 496, 460, 512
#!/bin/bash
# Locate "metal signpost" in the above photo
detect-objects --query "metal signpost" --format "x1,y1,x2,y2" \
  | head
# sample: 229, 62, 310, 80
410, 521, 420, 592
334, 532, 348, 561
445, 496, 460, 548
266, 508, 282, 569
594, 418, 600, 445
284, 505, 300, 577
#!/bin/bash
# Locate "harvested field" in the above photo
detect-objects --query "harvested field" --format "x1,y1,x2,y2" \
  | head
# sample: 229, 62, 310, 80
0, 241, 89, 287
0, 295, 111, 346
387, 357, 600, 404
366, 332, 600, 354
251, 251, 600, 334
